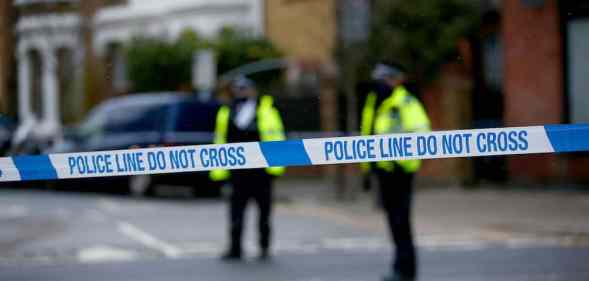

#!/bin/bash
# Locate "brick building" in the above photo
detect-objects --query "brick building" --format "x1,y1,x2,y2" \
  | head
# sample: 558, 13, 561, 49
263, 0, 589, 185
503, 0, 589, 183
417, 0, 589, 185
264, 0, 336, 64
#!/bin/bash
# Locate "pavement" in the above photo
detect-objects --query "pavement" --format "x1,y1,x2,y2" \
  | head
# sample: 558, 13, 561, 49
0, 179, 587, 281
278, 179, 589, 249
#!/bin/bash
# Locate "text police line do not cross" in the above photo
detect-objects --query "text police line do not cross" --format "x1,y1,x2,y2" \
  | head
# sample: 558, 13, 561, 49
63, 144, 252, 178
0, 124, 588, 182
321, 130, 528, 162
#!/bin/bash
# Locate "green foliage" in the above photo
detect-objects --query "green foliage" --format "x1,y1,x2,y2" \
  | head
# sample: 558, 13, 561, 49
212, 27, 283, 92
213, 27, 282, 75
367, 0, 480, 83
126, 29, 201, 92
125, 27, 282, 93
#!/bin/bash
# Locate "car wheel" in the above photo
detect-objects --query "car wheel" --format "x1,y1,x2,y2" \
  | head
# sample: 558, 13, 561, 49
129, 175, 155, 197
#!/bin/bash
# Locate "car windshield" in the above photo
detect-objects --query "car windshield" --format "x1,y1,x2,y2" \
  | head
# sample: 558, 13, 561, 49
76, 104, 109, 137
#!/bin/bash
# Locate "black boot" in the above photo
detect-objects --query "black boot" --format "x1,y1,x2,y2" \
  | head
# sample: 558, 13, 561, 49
220, 251, 242, 261
258, 248, 270, 261
220, 248, 242, 261
382, 272, 415, 281
222, 223, 243, 261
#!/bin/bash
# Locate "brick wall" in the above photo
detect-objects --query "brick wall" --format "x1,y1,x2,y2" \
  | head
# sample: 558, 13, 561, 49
503, 0, 566, 182
418, 62, 474, 184
264, 0, 336, 63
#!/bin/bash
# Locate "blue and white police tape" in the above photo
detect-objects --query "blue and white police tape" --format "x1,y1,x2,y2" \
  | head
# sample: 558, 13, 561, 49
1, 124, 588, 182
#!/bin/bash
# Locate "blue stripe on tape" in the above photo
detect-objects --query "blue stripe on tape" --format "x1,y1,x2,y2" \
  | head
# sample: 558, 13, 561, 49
545, 124, 589, 153
13, 155, 58, 181
259, 140, 312, 166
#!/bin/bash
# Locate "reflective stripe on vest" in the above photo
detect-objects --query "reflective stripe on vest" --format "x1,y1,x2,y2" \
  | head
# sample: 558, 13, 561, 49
360, 92, 377, 173
209, 95, 286, 181
374, 86, 431, 173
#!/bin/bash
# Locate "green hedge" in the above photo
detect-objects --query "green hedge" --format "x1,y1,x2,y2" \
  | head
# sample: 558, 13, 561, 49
126, 28, 282, 93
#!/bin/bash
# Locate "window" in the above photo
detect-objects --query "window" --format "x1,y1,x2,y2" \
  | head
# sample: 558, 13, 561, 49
103, 104, 167, 133
567, 18, 589, 123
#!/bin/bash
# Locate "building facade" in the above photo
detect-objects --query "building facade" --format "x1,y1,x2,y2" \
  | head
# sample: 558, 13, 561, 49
503, 0, 589, 183
12, 0, 263, 147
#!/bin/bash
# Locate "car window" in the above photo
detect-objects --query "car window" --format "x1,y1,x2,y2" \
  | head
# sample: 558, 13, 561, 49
104, 104, 167, 133
172, 101, 217, 132
77, 105, 109, 137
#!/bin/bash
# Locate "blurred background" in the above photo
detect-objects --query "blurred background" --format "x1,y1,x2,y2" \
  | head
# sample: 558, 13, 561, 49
0, 1, 588, 280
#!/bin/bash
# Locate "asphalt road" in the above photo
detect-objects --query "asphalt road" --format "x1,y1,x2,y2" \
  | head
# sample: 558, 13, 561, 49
0, 189, 588, 281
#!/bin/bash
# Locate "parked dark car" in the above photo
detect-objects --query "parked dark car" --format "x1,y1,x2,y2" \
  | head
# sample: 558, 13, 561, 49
0, 115, 15, 156
48, 92, 221, 197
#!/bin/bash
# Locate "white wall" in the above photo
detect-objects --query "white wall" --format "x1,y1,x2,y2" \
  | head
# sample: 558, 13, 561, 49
95, 0, 264, 51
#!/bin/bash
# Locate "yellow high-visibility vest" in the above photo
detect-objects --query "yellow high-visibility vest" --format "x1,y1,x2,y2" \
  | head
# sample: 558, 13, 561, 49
373, 86, 431, 173
210, 95, 286, 181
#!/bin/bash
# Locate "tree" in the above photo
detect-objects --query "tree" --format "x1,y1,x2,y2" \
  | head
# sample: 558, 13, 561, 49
126, 29, 203, 92
126, 27, 282, 93
214, 27, 282, 75
367, 0, 480, 84
213, 27, 283, 92
0, 0, 16, 115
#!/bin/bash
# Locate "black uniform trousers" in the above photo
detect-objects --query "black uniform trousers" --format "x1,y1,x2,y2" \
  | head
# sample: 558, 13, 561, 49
376, 167, 417, 278
228, 169, 273, 254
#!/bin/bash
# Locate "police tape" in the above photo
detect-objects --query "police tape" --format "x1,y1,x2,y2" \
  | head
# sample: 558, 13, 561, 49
1, 124, 588, 182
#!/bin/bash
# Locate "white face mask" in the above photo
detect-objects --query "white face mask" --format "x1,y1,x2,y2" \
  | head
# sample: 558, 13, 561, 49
233, 98, 257, 130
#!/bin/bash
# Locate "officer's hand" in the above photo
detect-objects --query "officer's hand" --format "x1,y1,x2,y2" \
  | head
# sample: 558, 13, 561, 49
362, 175, 372, 192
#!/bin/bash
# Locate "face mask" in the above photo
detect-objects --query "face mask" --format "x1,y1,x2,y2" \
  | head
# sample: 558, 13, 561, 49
374, 81, 392, 95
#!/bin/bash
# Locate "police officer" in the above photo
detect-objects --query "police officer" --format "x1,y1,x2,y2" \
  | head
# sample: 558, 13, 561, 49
361, 63, 431, 281
210, 76, 286, 261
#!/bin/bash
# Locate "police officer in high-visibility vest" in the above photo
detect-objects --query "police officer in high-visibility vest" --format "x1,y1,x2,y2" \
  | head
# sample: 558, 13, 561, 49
361, 63, 431, 281
210, 76, 285, 261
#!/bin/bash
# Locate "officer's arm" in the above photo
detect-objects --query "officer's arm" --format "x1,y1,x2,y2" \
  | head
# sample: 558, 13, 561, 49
271, 106, 286, 141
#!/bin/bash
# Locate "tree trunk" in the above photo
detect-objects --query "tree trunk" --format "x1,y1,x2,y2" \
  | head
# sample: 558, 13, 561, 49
0, 0, 15, 115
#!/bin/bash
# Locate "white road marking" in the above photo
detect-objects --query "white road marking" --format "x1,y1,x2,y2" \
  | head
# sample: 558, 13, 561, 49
175, 241, 220, 257
273, 241, 320, 254
322, 237, 386, 251
117, 221, 182, 258
78, 245, 138, 263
